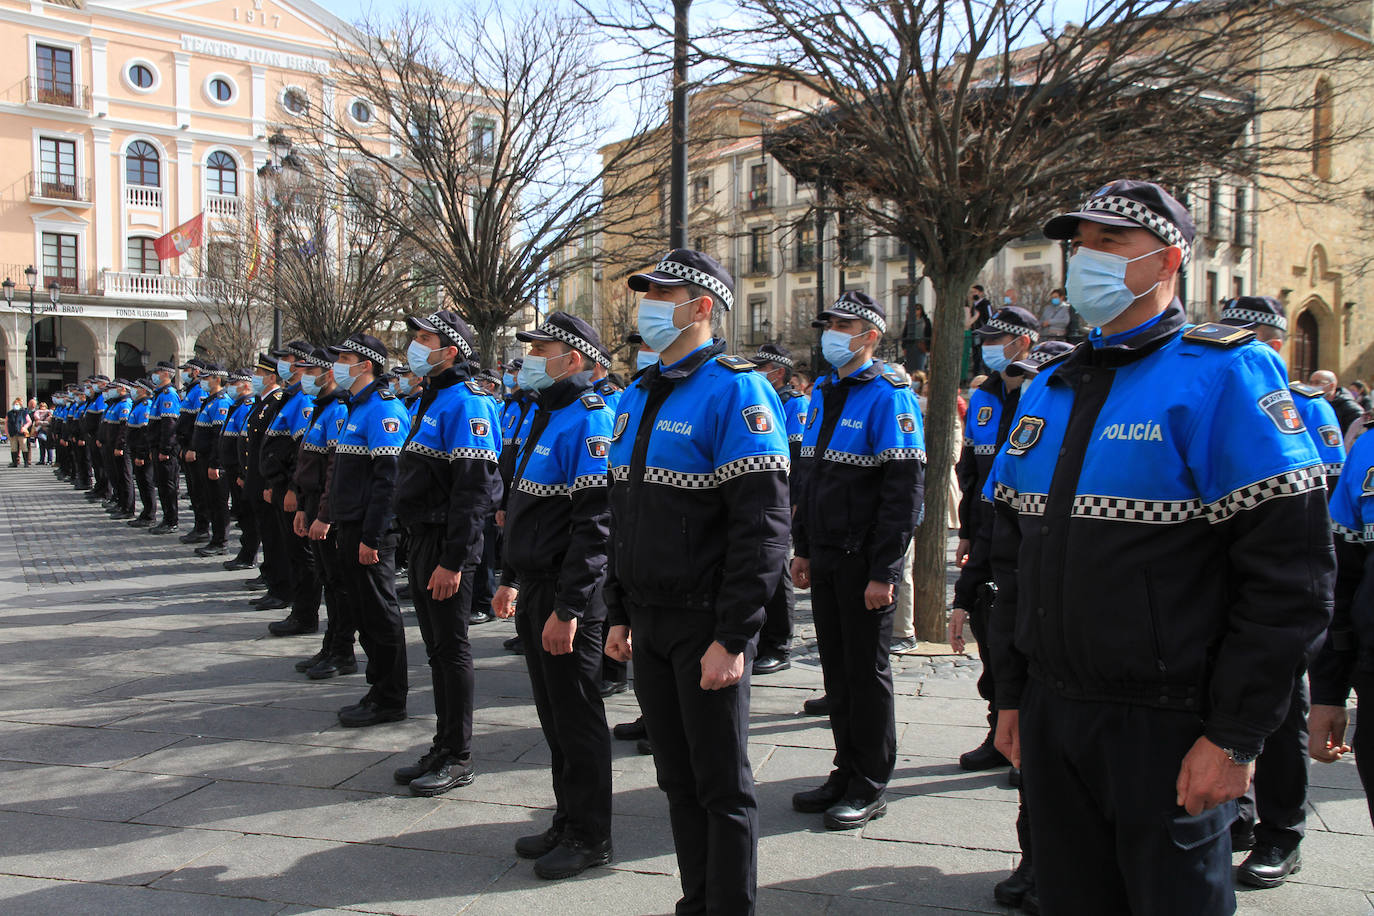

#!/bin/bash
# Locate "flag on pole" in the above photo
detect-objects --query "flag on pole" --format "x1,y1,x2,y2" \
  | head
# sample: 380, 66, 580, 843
246, 214, 262, 281
154, 213, 205, 260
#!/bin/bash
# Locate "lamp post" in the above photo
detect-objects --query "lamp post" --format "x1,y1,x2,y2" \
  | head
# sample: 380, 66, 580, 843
257, 130, 303, 351
1, 278, 12, 400
23, 266, 38, 402
669, 0, 691, 249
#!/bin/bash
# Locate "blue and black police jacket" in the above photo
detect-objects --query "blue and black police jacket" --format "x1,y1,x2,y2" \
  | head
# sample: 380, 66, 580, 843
102, 396, 131, 451
81, 391, 106, 444
986, 305, 1335, 755
330, 379, 411, 548
593, 376, 623, 414
127, 397, 151, 459
793, 359, 926, 583
218, 394, 254, 473
499, 391, 537, 507
295, 390, 348, 523
501, 372, 612, 621
177, 383, 205, 450
604, 339, 791, 654
260, 382, 314, 504
1289, 381, 1346, 489
953, 374, 1022, 611
394, 367, 501, 571
191, 389, 233, 460
1312, 429, 1374, 706
150, 385, 181, 454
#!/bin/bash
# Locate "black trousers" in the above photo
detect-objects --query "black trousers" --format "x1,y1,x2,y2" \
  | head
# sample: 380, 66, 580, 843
758, 557, 795, 658
106, 446, 133, 512
810, 549, 897, 800
200, 469, 229, 545
1353, 672, 1373, 827
515, 577, 612, 843
967, 586, 998, 730
229, 478, 259, 563
279, 506, 321, 625
338, 522, 407, 709
1236, 666, 1308, 851
471, 515, 498, 615
154, 454, 179, 524
1021, 678, 1235, 916
88, 438, 106, 495
250, 486, 289, 598
184, 452, 208, 531
313, 531, 355, 658
596, 582, 627, 684
629, 602, 757, 916
133, 456, 155, 518
72, 439, 90, 486
407, 526, 475, 758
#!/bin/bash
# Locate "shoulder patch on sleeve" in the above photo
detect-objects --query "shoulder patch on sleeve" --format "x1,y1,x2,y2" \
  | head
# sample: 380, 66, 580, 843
381, 416, 401, 434
580, 393, 605, 410
1289, 381, 1324, 399
715, 354, 755, 372
1258, 389, 1306, 435
1182, 323, 1254, 348
880, 365, 910, 387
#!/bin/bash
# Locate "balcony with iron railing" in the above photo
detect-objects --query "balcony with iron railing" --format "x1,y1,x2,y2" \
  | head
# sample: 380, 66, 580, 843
29, 171, 92, 205
101, 271, 225, 300
126, 185, 163, 209
25, 76, 91, 109
0, 263, 94, 296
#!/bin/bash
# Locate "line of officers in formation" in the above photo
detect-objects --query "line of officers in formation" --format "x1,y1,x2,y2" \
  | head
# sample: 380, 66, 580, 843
34, 179, 1374, 916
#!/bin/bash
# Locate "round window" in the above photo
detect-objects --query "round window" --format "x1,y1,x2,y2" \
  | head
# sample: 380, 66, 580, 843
282, 88, 308, 115
129, 64, 154, 90
210, 78, 233, 102
350, 99, 372, 123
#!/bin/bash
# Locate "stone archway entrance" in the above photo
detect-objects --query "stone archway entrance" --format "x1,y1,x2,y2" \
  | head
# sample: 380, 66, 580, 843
1292, 309, 1319, 381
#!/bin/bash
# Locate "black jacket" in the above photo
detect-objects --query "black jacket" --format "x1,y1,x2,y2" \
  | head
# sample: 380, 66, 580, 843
293, 390, 345, 524
953, 374, 1020, 612
1329, 386, 1364, 434
241, 388, 285, 489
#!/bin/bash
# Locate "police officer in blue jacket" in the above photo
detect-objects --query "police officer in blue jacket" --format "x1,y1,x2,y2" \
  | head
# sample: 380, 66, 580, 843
188, 365, 234, 556
241, 356, 288, 587
602, 249, 790, 914
101, 380, 135, 519
148, 363, 182, 534
1310, 430, 1374, 827
218, 369, 257, 567
790, 291, 926, 830
82, 377, 108, 500
329, 333, 413, 729
389, 312, 499, 784
176, 358, 211, 543
1218, 294, 1345, 886
125, 381, 156, 527
987, 180, 1335, 915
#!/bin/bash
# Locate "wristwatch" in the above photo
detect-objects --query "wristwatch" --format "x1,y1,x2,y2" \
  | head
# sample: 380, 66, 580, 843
1220, 746, 1259, 766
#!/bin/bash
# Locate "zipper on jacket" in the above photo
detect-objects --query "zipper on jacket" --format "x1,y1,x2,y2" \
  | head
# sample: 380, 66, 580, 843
1143, 568, 1167, 673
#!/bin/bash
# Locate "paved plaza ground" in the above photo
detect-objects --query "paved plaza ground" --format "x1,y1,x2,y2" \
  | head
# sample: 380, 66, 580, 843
0, 466, 1368, 914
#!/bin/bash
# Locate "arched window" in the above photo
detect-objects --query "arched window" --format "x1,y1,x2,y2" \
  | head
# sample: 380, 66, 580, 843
126, 140, 160, 187
1313, 78, 1333, 180
126, 236, 160, 275
1293, 310, 1319, 381
206, 151, 238, 196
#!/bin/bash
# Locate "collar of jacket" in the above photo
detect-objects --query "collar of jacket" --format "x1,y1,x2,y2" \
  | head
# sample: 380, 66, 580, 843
640, 338, 726, 387
313, 388, 346, 409
820, 358, 881, 391
430, 365, 470, 391
347, 378, 388, 406
977, 371, 1010, 399
535, 370, 594, 411
1050, 304, 1185, 381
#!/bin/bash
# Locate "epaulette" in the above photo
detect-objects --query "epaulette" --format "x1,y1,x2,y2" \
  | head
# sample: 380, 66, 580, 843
266, 388, 284, 401
464, 380, 485, 395
377, 387, 396, 399
1181, 323, 1253, 348
879, 365, 910, 387
1289, 381, 1324, 399
580, 392, 605, 410
715, 354, 756, 372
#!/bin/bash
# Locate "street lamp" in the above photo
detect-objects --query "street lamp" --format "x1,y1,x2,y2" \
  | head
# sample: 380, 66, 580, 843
24, 266, 37, 402
669, 0, 692, 249
257, 131, 304, 351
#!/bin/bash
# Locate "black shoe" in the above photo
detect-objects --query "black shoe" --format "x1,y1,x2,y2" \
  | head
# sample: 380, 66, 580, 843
792, 776, 846, 814
242, 575, 267, 589
959, 733, 1010, 771
612, 718, 646, 740
179, 529, 210, 544
599, 680, 629, 698
308, 656, 357, 679
294, 650, 329, 673
1008, 767, 1022, 788
127, 517, 154, 528
268, 615, 318, 636
1022, 888, 1041, 916
222, 558, 255, 571
111, 510, 136, 520
516, 825, 564, 859
1237, 844, 1302, 889
635, 738, 653, 756
338, 700, 406, 728
393, 745, 443, 784
534, 837, 612, 880
802, 695, 831, 716
252, 595, 291, 611
195, 543, 227, 557
503, 635, 523, 653
994, 859, 1035, 908
338, 694, 374, 717
149, 523, 179, 535
752, 654, 791, 675
1231, 822, 1256, 852
409, 757, 474, 796
469, 609, 493, 625
823, 795, 887, 830
74, 483, 92, 491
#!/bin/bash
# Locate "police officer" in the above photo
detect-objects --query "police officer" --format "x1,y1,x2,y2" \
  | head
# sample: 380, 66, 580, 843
261, 341, 323, 637
388, 312, 499, 789
491, 312, 613, 878
177, 359, 211, 544
329, 334, 412, 728
126, 380, 157, 527
1217, 295, 1345, 887
498, 356, 536, 654
70, 379, 97, 491
987, 180, 1335, 915
148, 364, 182, 535
242, 356, 289, 606
82, 377, 108, 501
790, 291, 926, 831
188, 364, 233, 556
218, 369, 258, 568
603, 249, 790, 914
101, 380, 136, 519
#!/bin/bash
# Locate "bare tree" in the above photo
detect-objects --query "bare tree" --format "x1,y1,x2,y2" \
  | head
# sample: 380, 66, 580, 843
594, 0, 1374, 639
192, 213, 273, 369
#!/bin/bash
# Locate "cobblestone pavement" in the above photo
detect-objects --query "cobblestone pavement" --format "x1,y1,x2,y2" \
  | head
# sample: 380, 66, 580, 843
0, 466, 1368, 915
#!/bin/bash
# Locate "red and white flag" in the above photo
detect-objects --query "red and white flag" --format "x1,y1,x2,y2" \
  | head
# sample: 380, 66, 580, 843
154, 213, 204, 260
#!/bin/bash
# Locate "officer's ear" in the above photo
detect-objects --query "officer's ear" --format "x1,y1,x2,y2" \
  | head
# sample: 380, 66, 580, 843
689, 293, 715, 325
1156, 245, 1184, 279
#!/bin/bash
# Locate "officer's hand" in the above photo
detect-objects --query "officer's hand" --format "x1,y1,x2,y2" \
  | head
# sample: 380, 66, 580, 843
359, 543, 380, 566
208, 468, 220, 481
492, 585, 517, 618
427, 564, 461, 600
543, 614, 577, 656
950, 607, 968, 654
1308, 704, 1351, 762
261, 488, 272, 504
1176, 736, 1254, 816
185, 450, 196, 462
699, 641, 744, 690
605, 625, 633, 662
114, 449, 123, 457
864, 580, 894, 610
994, 709, 1020, 767
495, 509, 506, 528
134, 459, 143, 467
158, 453, 168, 461
956, 539, 971, 567
236, 477, 244, 487
292, 511, 308, 538
791, 557, 811, 590
309, 519, 330, 541
283, 490, 298, 513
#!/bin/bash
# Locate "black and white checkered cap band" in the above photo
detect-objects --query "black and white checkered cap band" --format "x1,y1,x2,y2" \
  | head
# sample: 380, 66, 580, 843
429, 313, 473, 360
204, 368, 228, 378
754, 351, 795, 369
829, 301, 887, 333
342, 338, 386, 365
982, 318, 1040, 343
1080, 195, 1191, 267
286, 342, 314, 361
1221, 308, 1287, 332
536, 321, 609, 369
300, 353, 331, 369
652, 259, 733, 310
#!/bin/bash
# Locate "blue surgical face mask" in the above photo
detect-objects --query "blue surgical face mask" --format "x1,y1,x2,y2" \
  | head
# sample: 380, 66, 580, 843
406, 340, 434, 377
1050, 296, 1062, 306
299, 373, 320, 397
1003, 295, 1013, 305
637, 297, 698, 353
502, 372, 515, 389
250, 376, 264, 396
518, 352, 570, 392
982, 344, 1012, 373
635, 350, 659, 373
331, 361, 355, 389
180, 371, 191, 386
277, 359, 293, 380
821, 328, 864, 368
1066, 245, 1168, 327
396, 375, 414, 395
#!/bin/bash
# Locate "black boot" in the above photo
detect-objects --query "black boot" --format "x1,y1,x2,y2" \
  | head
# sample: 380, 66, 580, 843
515, 825, 563, 859
994, 859, 1035, 908
959, 730, 1010, 771
409, 756, 474, 796
533, 837, 612, 880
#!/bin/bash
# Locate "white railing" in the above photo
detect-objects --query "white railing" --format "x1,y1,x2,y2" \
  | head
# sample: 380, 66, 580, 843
126, 185, 163, 208
204, 193, 242, 219
101, 271, 224, 300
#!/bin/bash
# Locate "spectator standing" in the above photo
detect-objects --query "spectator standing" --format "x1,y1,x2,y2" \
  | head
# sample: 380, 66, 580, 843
7, 397, 31, 467
31, 401, 53, 465
1311, 370, 1363, 434
1038, 289, 1073, 340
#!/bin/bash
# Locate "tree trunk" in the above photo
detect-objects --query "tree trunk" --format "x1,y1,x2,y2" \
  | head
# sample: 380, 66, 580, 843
912, 270, 979, 642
